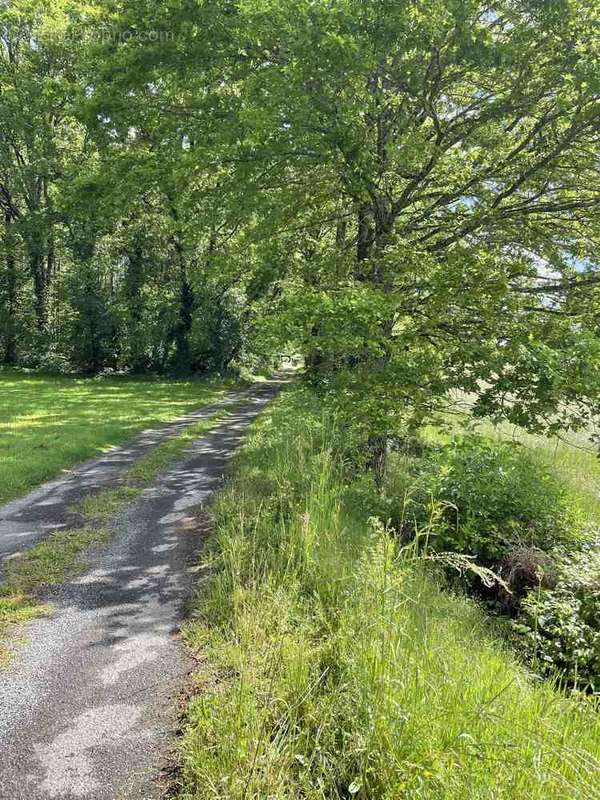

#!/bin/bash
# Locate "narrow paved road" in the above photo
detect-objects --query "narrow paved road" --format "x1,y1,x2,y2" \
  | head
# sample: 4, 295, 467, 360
0, 386, 251, 569
0, 379, 281, 799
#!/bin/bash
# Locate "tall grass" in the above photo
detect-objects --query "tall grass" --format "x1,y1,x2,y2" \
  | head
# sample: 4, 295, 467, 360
179, 388, 600, 800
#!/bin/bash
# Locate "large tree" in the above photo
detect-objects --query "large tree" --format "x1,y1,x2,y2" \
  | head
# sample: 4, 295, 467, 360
3, 0, 600, 446
0, 0, 82, 336
185, 0, 600, 468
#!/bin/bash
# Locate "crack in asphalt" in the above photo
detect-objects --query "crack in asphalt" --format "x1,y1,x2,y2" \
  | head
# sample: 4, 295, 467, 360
0, 379, 282, 800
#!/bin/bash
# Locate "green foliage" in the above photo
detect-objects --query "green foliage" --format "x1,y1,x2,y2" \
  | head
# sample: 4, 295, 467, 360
404, 436, 584, 566
3, 0, 600, 439
0, 0, 275, 376
436, 408, 600, 688
66, 260, 120, 373
380, 413, 600, 688
189, 286, 244, 373
384, 427, 600, 688
218, 0, 600, 438
514, 546, 600, 691
179, 386, 600, 800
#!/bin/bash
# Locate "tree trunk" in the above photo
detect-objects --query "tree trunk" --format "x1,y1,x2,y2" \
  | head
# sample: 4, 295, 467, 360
124, 239, 146, 371
3, 210, 18, 364
166, 199, 195, 373
30, 249, 47, 332
43, 179, 56, 337
172, 237, 194, 372
367, 434, 388, 488
357, 204, 374, 263
356, 202, 390, 484
306, 321, 323, 376
336, 218, 347, 250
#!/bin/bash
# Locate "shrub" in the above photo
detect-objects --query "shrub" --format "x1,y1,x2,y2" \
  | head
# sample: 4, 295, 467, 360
390, 434, 600, 688
403, 435, 584, 567
514, 545, 600, 690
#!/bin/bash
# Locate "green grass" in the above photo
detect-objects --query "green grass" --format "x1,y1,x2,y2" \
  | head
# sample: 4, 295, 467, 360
2, 527, 110, 594
0, 596, 46, 667
127, 403, 238, 484
68, 403, 238, 524
69, 404, 239, 521
178, 387, 600, 800
71, 486, 143, 522
0, 398, 241, 665
0, 369, 235, 505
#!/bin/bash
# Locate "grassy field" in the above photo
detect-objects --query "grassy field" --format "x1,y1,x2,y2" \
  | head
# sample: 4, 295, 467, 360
178, 387, 600, 800
0, 369, 234, 505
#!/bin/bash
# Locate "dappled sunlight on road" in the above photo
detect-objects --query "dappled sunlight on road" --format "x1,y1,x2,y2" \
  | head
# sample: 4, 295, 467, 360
0, 371, 234, 504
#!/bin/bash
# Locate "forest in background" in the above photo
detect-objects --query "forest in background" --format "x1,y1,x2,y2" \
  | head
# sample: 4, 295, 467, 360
2, 0, 600, 456
0, 0, 283, 377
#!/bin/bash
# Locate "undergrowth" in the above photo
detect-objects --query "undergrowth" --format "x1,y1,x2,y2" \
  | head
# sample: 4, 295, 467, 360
179, 386, 600, 800
411, 415, 600, 689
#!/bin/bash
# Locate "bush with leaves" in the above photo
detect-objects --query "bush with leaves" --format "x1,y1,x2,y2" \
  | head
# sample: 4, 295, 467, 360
514, 546, 600, 690
402, 436, 585, 568
388, 435, 600, 688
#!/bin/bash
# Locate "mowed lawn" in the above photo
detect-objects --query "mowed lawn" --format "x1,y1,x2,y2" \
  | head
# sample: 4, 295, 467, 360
0, 370, 233, 505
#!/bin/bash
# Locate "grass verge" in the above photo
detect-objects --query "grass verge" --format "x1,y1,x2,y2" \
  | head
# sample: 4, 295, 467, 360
178, 386, 600, 800
0, 527, 109, 664
127, 403, 239, 484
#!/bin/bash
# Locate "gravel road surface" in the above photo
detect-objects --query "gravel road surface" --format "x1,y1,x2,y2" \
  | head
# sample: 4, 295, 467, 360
0, 386, 251, 569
